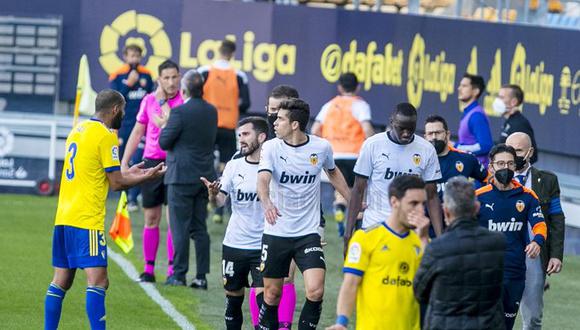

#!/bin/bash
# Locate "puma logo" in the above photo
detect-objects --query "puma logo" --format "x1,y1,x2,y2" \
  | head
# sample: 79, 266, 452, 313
238, 174, 245, 180
280, 156, 288, 163
381, 153, 390, 159
485, 203, 495, 211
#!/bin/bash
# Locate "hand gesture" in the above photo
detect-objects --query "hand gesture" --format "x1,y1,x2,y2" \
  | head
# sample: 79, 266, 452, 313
143, 162, 166, 179
408, 209, 430, 239
546, 258, 562, 275
127, 69, 139, 86
525, 241, 541, 258
200, 177, 221, 197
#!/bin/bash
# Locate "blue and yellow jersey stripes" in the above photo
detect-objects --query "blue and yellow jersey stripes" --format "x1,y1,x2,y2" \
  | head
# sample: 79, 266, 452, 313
54, 119, 120, 230
476, 179, 547, 279
343, 223, 422, 330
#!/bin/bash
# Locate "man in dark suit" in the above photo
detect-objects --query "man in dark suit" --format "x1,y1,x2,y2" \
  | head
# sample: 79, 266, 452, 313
506, 132, 565, 329
159, 69, 218, 289
414, 176, 506, 330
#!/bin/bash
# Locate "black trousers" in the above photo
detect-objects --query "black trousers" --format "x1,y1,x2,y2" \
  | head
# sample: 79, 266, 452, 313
168, 183, 210, 281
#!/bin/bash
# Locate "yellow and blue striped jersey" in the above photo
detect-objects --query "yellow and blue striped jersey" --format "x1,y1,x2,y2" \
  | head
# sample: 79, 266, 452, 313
344, 223, 423, 330
54, 119, 120, 230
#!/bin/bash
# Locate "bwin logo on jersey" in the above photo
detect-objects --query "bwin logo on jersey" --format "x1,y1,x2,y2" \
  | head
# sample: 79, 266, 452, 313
384, 167, 416, 180
488, 217, 524, 232
280, 171, 316, 184
236, 190, 259, 202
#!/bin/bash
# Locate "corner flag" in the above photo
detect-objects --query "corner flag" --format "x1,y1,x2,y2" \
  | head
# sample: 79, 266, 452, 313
109, 191, 134, 254
73, 54, 97, 126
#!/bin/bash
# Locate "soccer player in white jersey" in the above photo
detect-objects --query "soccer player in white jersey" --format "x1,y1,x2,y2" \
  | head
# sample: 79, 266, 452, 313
201, 117, 268, 330
257, 98, 350, 330
344, 103, 443, 250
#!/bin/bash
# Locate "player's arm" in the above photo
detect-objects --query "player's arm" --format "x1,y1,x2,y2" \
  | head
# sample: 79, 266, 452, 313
361, 121, 374, 138
526, 196, 547, 259
325, 167, 350, 203
121, 122, 146, 170
326, 273, 361, 330
258, 170, 280, 224
106, 162, 165, 191
237, 73, 251, 114
344, 176, 367, 249
310, 121, 322, 137
425, 182, 443, 236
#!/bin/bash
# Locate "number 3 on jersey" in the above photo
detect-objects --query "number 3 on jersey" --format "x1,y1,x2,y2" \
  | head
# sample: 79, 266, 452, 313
65, 142, 78, 180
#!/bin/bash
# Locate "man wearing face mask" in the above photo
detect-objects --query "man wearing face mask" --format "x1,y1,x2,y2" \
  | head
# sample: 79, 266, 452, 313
345, 103, 443, 253
495, 84, 538, 164
506, 132, 565, 330
476, 144, 547, 330
424, 115, 487, 235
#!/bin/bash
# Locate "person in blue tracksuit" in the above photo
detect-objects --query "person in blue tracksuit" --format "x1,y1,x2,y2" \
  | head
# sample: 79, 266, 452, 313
476, 144, 547, 330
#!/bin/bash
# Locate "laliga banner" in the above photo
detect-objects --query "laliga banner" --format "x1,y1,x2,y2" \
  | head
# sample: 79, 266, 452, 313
7, 0, 579, 156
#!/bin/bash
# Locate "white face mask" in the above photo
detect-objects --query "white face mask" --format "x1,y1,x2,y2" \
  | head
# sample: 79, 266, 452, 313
492, 97, 507, 115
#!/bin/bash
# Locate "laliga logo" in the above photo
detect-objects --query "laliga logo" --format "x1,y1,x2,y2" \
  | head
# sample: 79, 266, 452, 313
99, 10, 172, 79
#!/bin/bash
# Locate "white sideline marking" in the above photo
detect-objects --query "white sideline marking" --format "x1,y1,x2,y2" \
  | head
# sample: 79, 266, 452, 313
108, 248, 196, 330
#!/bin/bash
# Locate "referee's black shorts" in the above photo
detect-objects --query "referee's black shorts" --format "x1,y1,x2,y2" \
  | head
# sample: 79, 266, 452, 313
140, 158, 167, 208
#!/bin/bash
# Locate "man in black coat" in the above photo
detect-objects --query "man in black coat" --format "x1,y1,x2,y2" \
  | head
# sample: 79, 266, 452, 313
414, 176, 506, 330
159, 69, 218, 289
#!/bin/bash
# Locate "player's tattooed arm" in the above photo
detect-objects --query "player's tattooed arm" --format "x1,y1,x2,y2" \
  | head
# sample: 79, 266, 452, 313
200, 177, 226, 207
326, 167, 351, 202
107, 161, 166, 191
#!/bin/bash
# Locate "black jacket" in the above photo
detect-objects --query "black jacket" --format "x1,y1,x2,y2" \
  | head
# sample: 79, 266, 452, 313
159, 98, 218, 184
498, 111, 538, 163
530, 167, 566, 271
414, 217, 506, 330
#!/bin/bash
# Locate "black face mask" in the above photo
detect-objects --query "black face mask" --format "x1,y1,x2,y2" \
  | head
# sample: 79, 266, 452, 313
515, 156, 527, 171
431, 139, 446, 154
495, 168, 514, 185
267, 113, 277, 128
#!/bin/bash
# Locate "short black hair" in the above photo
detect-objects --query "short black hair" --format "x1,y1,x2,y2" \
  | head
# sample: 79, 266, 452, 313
219, 40, 236, 57
425, 115, 449, 131
181, 69, 204, 98
388, 175, 426, 200
239, 116, 268, 137
270, 85, 299, 99
502, 84, 524, 106
123, 44, 143, 55
394, 102, 417, 118
463, 73, 486, 99
158, 60, 179, 76
278, 98, 310, 132
489, 143, 517, 162
95, 89, 125, 113
339, 73, 358, 93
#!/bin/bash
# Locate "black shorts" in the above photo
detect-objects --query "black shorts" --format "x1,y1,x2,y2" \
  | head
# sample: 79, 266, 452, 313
260, 233, 325, 279
335, 159, 357, 187
216, 128, 237, 163
222, 245, 263, 291
141, 158, 167, 208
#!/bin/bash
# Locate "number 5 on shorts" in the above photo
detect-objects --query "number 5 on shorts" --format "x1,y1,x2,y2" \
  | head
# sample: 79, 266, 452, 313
261, 244, 269, 263
222, 260, 234, 277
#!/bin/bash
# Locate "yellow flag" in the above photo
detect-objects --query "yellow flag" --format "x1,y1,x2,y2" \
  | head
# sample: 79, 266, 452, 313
108, 191, 134, 254
73, 54, 97, 126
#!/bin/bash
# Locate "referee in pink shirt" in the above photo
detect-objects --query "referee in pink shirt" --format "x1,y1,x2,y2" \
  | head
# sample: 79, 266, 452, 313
121, 60, 183, 283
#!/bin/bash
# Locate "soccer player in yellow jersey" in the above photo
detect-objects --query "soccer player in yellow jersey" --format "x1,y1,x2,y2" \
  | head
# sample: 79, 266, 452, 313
327, 175, 430, 330
44, 90, 165, 330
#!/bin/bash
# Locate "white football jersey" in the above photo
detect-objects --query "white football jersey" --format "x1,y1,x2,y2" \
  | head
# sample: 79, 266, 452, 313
354, 132, 441, 228
220, 157, 263, 250
258, 135, 335, 237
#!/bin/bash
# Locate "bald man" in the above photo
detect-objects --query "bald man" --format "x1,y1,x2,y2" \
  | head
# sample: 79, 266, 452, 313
506, 132, 565, 330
